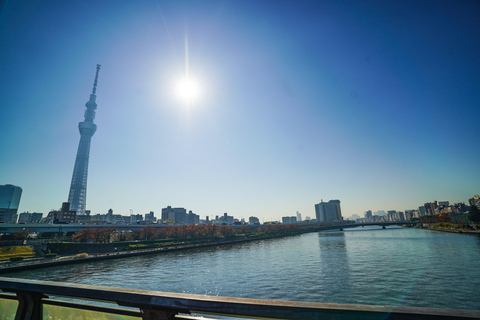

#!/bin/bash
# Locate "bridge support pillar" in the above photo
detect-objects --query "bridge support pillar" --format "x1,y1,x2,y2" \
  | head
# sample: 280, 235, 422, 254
14, 292, 46, 320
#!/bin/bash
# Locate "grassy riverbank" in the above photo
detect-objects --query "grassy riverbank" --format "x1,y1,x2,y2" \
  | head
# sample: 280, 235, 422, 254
0, 246, 35, 260
415, 223, 480, 235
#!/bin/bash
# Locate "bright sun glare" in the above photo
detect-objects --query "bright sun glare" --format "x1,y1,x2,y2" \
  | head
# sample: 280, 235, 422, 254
175, 77, 200, 104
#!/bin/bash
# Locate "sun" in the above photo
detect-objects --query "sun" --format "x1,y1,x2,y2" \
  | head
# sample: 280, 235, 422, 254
175, 77, 200, 104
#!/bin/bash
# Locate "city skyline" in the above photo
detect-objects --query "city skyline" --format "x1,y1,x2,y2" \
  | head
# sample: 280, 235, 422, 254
1, 1, 479, 221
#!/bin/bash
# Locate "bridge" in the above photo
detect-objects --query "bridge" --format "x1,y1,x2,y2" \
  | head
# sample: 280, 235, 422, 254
313, 221, 417, 232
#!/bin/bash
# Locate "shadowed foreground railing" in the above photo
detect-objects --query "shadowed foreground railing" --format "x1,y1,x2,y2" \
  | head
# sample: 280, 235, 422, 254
1, 277, 479, 320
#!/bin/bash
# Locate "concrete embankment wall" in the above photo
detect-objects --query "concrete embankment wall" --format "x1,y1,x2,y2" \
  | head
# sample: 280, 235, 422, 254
45, 238, 217, 255
46, 242, 129, 254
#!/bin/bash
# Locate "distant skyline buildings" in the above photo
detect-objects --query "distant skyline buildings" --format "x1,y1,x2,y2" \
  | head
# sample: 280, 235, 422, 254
296, 211, 302, 222
67, 65, 101, 215
0, 194, 477, 225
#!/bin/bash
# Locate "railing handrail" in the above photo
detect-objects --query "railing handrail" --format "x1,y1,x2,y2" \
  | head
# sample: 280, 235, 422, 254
1, 277, 480, 320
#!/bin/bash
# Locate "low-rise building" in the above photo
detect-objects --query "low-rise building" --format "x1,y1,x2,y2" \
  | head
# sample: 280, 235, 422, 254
45, 202, 76, 224
18, 212, 43, 223
249, 216, 260, 225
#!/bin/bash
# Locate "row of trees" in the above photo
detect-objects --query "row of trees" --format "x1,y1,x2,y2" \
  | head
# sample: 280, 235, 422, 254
70, 223, 317, 243
72, 227, 117, 243
0, 221, 331, 244
71, 225, 243, 243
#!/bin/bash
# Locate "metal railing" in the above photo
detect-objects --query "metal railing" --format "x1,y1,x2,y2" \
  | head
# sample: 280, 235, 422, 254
1, 277, 479, 320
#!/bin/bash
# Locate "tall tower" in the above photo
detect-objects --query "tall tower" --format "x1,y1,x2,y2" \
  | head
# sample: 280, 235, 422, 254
67, 64, 101, 215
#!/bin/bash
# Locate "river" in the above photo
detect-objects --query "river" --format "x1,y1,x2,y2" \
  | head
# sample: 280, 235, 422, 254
4, 226, 480, 310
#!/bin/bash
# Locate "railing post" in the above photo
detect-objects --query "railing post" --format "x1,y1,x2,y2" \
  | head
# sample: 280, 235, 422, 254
14, 292, 45, 320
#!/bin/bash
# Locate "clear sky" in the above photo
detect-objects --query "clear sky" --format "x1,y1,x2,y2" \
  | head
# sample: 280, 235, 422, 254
1, 0, 479, 221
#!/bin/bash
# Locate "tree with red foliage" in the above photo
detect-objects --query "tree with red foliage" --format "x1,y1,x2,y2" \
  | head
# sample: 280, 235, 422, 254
142, 226, 159, 241
237, 226, 251, 235
218, 225, 234, 237
73, 228, 96, 243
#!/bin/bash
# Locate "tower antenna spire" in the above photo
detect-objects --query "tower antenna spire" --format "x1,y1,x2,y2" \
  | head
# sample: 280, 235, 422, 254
92, 64, 101, 95
68, 64, 101, 215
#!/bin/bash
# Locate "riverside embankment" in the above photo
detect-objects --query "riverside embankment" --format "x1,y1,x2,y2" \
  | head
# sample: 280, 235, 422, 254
414, 225, 480, 235
0, 223, 418, 274
0, 232, 307, 274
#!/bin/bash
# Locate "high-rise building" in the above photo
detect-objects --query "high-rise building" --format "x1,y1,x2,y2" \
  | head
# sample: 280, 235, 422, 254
315, 199, 342, 223
67, 65, 101, 215
418, 206, 426, 216
424, 201, 438, 216
0, 184, 23, 223
365, 210, 373, 220
296, 211, 302, 222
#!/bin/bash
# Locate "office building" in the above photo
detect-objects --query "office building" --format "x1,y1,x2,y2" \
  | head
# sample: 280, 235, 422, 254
187, 211, 199, 224
130, 214, 143, 223
282, 216, 297, 224
161, 206, 187, 224
67, 65, 101, 215
315, 199, 343, 223
18, 212, 43, 223
145, 211, 156, 221
0, 184, 23, 223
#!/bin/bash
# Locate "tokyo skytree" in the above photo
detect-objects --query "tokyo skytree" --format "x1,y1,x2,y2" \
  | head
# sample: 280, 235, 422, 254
67, 64, 101, 215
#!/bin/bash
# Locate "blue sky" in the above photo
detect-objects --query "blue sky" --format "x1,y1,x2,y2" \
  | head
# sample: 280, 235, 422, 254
1, 0, 479, 221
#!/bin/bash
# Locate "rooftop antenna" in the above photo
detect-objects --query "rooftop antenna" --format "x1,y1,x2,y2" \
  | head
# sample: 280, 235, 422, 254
92, 64, 101, 95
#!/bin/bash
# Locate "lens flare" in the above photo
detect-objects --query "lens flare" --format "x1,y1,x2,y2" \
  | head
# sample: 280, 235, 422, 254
175, 77, 200, 104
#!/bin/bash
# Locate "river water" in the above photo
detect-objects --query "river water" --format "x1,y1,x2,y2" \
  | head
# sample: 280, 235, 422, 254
4, 226, 480, 310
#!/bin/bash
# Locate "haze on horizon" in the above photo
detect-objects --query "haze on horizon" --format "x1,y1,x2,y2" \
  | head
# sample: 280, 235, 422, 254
0, 0, 479, 221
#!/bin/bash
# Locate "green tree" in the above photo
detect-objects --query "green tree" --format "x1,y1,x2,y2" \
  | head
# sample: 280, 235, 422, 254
468, 205, 480, 223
